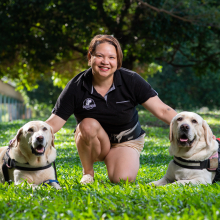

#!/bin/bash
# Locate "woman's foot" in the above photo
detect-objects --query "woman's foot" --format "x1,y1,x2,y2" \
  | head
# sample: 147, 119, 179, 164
80, 174, 94, 184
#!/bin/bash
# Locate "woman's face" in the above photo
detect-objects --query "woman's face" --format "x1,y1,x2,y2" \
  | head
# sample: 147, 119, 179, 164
89, 42, 118, 81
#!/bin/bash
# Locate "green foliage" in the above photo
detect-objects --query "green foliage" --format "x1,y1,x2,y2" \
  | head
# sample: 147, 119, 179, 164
24, 78, 62, 117
148, 62, 220, 109
1, 110, 220, 219
1, 0, 220, 89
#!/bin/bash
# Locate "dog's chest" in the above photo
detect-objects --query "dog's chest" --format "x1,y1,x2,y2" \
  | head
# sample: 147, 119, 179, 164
174, 166, 212, 181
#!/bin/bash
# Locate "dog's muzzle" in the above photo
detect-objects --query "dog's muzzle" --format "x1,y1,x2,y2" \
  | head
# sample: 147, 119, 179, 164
178, 123, 195, 147
31, 145, 45, 156
31, 135, 46, 156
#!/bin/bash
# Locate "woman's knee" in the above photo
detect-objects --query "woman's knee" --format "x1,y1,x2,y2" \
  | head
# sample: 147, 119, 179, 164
105, 147, 139, 183
109, 172, 137, 183
78, 118, 101, 139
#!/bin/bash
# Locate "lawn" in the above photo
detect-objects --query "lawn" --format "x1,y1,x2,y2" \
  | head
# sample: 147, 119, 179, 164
0, 110, 220, 219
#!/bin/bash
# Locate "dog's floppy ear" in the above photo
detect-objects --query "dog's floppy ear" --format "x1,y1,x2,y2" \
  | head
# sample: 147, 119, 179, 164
9, 128, 23, 148
169, 120, 174, 142
202, 120, 213, 147
50, 127, 55, 148
45, 127, 56, 163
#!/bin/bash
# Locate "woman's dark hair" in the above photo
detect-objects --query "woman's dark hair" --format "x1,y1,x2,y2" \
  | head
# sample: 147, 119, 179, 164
87, 35, 123, 69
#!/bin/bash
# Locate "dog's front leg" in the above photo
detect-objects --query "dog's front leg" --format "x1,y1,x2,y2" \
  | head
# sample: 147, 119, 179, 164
172, 178, 210, 185
149, 161, 175, 186
149, 176, 170, 186
15, 177, 39, 189
14, 170, 33, 186
28, 183, 40, 189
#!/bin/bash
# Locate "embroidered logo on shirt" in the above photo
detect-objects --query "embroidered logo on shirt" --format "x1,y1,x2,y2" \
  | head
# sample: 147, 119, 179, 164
83, 98, 96, 110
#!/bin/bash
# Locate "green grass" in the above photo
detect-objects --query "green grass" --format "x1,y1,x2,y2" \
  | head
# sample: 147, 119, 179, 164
0, 110, 220, 219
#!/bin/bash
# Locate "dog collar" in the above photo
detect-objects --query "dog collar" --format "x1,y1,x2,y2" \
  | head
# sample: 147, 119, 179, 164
3, 148, 53, 171
173, 152, 219, 172
2, 147, 58, 184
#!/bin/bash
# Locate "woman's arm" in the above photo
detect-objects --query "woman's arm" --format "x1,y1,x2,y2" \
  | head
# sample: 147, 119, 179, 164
142, 96, 177, 124
45, 114, 66, 133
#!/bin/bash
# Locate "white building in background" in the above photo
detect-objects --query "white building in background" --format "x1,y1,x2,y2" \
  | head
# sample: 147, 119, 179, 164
0, 80, 31, 122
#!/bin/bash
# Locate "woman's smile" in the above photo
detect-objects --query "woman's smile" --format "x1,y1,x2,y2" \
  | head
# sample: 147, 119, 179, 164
89, 42, 118, 80
99, 66, 110, 71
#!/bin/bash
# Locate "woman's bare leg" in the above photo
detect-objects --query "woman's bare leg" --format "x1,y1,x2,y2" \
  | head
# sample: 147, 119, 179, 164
104, 146, 140, 183
75, 118, 111, 177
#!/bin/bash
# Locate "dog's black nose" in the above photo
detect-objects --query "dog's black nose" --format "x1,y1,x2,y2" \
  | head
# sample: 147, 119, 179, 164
37, 136, 44, 142
180, 124, 190, 132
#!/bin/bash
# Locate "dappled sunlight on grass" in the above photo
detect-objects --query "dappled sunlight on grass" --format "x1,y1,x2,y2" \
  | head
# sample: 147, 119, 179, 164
144, 137, 170, 147
58, 127, 75, 134
204, 117, 220, 125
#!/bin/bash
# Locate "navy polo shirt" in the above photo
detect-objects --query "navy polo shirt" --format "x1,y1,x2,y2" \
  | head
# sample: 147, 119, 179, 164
52, 67, 157, 137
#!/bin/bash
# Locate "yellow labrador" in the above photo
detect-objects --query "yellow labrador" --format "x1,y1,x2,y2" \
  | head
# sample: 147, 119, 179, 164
150, 111, 219, 186
0, 121, 61, 189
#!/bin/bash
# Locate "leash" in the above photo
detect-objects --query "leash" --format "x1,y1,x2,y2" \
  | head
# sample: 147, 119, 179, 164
53, 161, 58, 180
213, 138, 220, 183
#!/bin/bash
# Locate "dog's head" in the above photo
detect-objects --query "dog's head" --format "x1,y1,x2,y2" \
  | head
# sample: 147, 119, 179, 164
169, 111, 216, 157
9, 121, 55, 157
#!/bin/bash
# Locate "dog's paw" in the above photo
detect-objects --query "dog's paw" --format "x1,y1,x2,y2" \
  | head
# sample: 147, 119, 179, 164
43, 179, 62, 189
148, 181, 157, 186
28, 184, 39, 190
50, 182, 62, 190
148, 179, 169, 186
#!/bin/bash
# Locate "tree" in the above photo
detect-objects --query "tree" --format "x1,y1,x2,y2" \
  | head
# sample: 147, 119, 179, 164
24, 78, 62, 116
0, 0, 220, 89
148, 61, 220, 110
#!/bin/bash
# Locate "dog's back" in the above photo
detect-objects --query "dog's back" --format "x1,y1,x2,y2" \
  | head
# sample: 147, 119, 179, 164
0, 146, 15, 183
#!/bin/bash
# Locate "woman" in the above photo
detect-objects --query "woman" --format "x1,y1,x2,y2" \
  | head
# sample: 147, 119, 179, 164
46, 35, 177, 184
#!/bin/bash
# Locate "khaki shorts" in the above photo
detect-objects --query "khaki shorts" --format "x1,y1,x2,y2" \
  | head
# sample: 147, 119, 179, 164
74, 125, 145, 157
111, 134, 145, 156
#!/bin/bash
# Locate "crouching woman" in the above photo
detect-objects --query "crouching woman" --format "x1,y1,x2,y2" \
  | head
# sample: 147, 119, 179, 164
46, 35, 177, 184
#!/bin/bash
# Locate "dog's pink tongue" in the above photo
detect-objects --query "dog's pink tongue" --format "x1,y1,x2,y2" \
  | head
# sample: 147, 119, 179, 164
36, 146, 44, 152
180, 138, 188, 142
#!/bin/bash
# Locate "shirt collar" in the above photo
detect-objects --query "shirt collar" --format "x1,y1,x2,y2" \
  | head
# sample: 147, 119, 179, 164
113, 69, 122, 87
82, 68, 122, 93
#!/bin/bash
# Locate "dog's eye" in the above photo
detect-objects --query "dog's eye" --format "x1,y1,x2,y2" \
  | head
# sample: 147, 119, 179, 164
43, 127, 48, 131
192, 119, 197, 123
177, 117, 183, 121
28, 128, 34, 132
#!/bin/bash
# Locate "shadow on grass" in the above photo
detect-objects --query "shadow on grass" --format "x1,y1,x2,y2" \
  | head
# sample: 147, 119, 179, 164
55, 144, 171, 170
140, 153, 172, 166
0, 119, 30, 130
56, 133, 74, 137
208, 125, 220, 135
